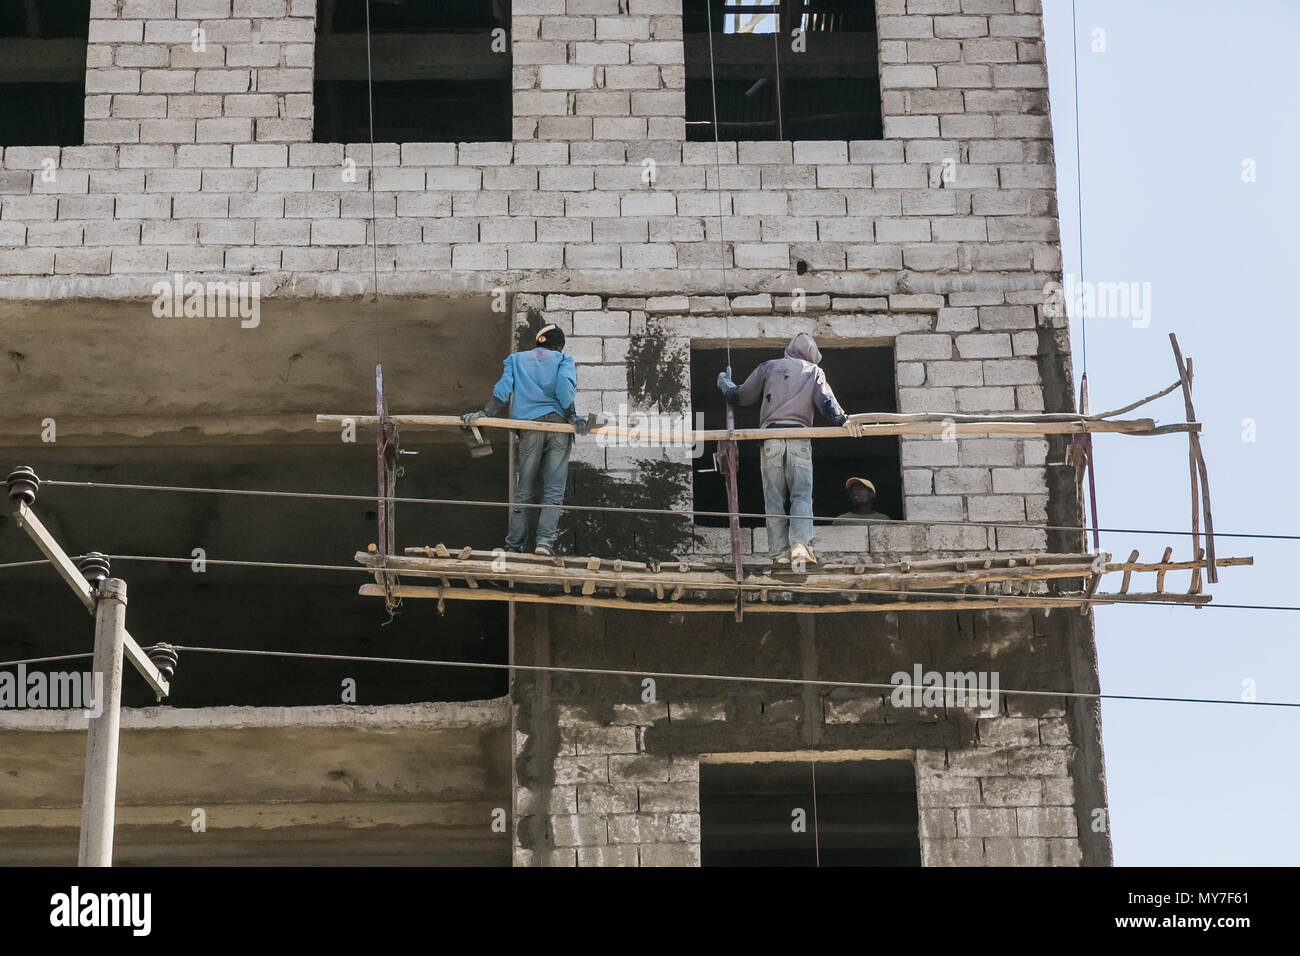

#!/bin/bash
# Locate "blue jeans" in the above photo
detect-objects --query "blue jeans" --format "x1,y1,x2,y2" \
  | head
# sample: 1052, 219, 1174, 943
760, 437, 814, 554
506, 418, 572, 550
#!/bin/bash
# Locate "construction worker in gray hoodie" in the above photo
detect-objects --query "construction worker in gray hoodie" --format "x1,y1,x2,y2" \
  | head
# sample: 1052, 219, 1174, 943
718, 333, 863, 566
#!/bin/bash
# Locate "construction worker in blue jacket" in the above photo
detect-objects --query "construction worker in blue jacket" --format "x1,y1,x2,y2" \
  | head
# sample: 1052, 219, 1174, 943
464, 324, 589, 556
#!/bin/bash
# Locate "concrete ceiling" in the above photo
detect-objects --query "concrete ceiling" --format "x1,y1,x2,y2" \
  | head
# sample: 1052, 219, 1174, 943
0, 702, 511, 865
0, 296, 507, 445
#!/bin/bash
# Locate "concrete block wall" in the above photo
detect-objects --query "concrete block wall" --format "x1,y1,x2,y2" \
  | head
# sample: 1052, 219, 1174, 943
523, 708, 1089, 868
514, 702, 703, 867
512, 606, 1101, 867
84, 0, 316, 147
916, 703, 1082, 866
0, 0, 1065, 302
512, 0, 686, 143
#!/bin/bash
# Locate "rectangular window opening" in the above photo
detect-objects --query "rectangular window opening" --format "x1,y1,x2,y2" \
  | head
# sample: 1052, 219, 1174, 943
701, 758, 922, 866
313, 0, 512, 143
0, 296, 513, 709
0, 0, 90, 147
683, 0, 882, 142
690, 343, 902, 528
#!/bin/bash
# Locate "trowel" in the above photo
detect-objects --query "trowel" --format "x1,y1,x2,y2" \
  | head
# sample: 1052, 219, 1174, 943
463, 424, 493, 458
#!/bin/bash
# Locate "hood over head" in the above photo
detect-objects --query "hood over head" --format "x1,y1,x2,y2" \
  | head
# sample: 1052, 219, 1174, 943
784, 332, 822, 365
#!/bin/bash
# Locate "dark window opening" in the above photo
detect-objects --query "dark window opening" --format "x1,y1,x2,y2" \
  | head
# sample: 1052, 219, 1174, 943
0, 445, 508, 709
683, 0, 882, 142
0, 0, 89, 147
701, 759, 922, 866
690, 344, 902, 528
314, 0, 511, 143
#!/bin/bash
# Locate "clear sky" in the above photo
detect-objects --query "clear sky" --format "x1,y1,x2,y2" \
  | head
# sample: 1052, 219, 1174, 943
1040, 0, 1300, 865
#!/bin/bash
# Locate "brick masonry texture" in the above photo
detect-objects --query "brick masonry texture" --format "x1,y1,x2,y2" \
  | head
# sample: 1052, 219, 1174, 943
3, 0, 1062, 301
512, 606, 1095, 868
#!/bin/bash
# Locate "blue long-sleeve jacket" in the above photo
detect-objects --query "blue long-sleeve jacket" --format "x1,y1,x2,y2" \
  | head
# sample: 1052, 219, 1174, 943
491, 348, 577, 421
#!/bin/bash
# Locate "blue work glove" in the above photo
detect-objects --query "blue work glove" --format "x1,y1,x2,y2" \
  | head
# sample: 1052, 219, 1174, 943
462, 411, 485, 426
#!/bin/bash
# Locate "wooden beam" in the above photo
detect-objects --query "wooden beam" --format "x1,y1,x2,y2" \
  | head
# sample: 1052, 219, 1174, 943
359, 551, 1105, 594
1118, 549, 1139, 594
1170, 334, 1218, 584
358, 583, 1211, 612
378, 549, 1248, 590
1107, 555, 1251, 574
317, 412, 1191, 440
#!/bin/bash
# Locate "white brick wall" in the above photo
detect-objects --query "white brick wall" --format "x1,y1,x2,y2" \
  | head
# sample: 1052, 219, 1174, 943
0, 0, 1062, 299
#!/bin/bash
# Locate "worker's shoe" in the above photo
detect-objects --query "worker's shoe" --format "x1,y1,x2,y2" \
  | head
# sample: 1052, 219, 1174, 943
771, 549, 792, 567
534, 544, 554, 557
790, 543, 817, 566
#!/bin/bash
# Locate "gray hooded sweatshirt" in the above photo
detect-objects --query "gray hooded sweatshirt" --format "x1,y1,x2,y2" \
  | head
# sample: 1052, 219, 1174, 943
727, 333, 848, 428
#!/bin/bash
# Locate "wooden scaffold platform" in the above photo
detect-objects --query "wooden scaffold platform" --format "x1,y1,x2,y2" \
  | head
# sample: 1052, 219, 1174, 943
318, 334, 1251, 619
353, 545, 1251, 616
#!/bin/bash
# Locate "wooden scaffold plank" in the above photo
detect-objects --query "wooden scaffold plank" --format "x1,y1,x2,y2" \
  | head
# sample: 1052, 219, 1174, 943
354, 546, 1249, 614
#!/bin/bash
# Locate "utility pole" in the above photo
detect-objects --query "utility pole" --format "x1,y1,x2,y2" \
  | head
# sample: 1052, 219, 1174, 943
79, 577, 126, 867
7, 466, 176, 867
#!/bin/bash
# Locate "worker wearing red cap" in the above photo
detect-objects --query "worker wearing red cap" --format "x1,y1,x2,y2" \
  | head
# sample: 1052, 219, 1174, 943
832, 477, 894, 524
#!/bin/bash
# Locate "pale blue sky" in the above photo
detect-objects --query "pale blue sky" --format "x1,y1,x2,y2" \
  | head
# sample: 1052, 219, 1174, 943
1041, 0, 1300, 865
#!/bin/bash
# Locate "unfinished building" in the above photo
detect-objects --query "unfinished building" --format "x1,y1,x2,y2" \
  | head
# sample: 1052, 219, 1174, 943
0, 0, 1117, 866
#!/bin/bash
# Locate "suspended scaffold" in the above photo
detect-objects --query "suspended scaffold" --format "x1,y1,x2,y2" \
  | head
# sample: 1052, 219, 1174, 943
317, 334, 1250, 620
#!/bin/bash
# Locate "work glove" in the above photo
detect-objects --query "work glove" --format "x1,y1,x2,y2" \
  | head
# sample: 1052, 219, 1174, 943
842, 419, 865, 438
717, 368, 739, 404
462, 411, 485, 426
565, 406, 590, 436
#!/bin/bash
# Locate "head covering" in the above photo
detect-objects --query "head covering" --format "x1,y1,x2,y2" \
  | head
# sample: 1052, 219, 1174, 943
784, 332, 822, 365
536, 324, 565, 350
845, 477, 876, 493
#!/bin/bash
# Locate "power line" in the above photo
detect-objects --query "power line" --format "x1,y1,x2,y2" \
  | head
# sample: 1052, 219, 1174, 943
0, 551, 1293, 612
1071, 0, 1087, 374
4, 546, 1291, 614
4, 645, 1296, 709
0, 554, 1258, 613
363, 0, 380, 298
0, 552, 1173, 605
0, 652, 95, 669
704, 0, 733, 370
31, 478, 1300, 542
155, 645, 1300, 709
